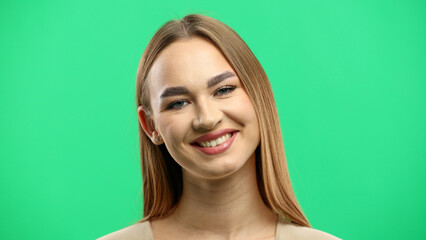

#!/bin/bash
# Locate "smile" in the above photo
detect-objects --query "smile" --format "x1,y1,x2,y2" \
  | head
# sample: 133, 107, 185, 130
196, 133, 232, 148
191, 131, 238, 155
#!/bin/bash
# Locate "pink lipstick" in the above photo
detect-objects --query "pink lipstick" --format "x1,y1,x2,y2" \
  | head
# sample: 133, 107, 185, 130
191, 129, 238, 155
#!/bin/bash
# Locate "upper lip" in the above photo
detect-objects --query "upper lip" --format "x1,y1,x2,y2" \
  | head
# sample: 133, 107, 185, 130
191, 128, 238, 144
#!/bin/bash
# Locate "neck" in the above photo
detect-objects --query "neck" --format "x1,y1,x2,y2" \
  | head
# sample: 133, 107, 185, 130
170, 154, 277, 236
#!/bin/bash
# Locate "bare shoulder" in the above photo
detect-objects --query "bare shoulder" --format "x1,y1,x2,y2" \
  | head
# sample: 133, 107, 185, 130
277, 221, 341, 240
96, 221, 153, 240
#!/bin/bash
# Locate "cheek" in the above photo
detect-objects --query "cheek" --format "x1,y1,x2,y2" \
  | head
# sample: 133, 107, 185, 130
227, 93, 261, 146
158, 117, 179, 143
228, 93, 259, 127
242, 97, 258, 124
156, 114, 191, 153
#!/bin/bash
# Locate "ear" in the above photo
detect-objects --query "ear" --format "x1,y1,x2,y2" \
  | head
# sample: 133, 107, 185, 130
137, 106, 163, 145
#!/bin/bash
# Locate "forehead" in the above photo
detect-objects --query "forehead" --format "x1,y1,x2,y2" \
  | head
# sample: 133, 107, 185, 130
147, 37, 234, 90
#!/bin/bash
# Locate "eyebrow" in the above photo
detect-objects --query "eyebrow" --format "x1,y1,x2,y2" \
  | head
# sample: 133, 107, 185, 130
159, 71, 237, 99
207, 71, 236, 88
160, 86, 190, 98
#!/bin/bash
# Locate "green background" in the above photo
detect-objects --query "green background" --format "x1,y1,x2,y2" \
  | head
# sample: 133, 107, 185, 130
1, 0, 425, 239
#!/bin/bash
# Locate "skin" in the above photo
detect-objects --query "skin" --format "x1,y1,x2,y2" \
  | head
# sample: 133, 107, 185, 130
137, 37, 277, 240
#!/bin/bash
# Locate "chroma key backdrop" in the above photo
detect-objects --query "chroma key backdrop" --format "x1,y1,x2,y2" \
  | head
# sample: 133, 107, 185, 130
0, 0, 425, 239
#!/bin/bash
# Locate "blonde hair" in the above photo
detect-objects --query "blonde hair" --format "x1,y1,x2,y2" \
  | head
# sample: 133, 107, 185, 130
135, 14, 311, 227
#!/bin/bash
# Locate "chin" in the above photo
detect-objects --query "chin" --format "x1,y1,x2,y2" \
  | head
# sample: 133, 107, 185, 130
191, 156, 254, 181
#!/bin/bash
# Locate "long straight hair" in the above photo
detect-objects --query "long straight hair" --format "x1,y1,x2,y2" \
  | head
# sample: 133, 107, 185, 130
135, 14, 311, 227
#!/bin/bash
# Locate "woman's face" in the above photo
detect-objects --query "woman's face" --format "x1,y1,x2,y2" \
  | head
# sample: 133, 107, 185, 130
140, 37, 260, 180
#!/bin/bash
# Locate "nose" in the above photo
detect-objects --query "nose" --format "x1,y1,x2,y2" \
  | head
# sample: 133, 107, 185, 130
192, 99, 223, 130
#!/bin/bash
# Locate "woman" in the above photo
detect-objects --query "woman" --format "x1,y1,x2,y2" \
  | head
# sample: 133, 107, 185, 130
98, 14, 340, 240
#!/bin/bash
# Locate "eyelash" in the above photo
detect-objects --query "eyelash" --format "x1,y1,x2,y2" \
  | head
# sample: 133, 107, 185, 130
166, 85, 237, 110
215, 85, 236, 96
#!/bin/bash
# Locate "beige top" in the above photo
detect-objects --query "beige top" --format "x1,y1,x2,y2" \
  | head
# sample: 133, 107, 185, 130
97, 217, 341, 240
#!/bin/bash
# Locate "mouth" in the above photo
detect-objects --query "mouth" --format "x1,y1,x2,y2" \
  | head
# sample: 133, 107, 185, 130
192, 132, 234, 148
190, 130, 238, 155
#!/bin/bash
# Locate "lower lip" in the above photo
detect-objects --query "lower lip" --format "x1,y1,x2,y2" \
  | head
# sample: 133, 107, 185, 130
191, 132, 237, 155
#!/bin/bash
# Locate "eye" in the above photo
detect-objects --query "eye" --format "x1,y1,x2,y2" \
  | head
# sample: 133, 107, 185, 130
166, 100, 189, 110
214, 85, 236, 96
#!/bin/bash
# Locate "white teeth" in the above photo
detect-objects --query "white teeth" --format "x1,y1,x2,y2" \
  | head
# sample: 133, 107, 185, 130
197, 133, 232, 148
